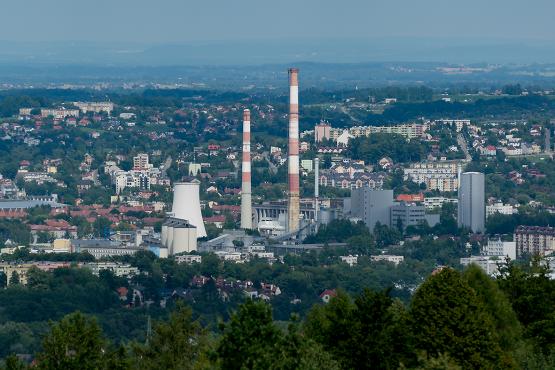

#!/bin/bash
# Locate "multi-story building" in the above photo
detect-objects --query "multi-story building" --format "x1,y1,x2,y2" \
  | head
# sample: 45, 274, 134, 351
485, 238, 516, 260
329, 123, 429, 141
133, 153, 151, 171
460, 256, 503, 276
84, 262, 139, 277
175, 254, 202, 264
340, 255, 358, 266
390, 202, 439, 230
371, 255, 404, 265
458, 172, 485, 233
514, 225, 555, 256
319, 172, 385, 190
350, 188, 394, 231
423, 196, 458, 210
73, 102, 114, 115
404, 162, 459, 192
486, 202, 517, 218
41, 108, 80, 119
314, 122, 331, 142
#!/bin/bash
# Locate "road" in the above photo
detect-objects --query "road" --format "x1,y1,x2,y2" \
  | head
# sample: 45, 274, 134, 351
457, 134, 471, 162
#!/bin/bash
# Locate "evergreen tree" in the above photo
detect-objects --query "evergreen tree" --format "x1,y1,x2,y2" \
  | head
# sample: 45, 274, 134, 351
8, 272, 20, 286
305, 289, 412, 369
410, 268, 504, 369
132, 303, 207, 370
35, 312, 125, 370
462, 264, 522, 354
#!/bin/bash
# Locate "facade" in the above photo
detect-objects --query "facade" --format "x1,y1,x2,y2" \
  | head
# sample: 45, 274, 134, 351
350, 188, 394, 231
370, 255, 404, 265
390, 203, 429, 230
329, 123, 428, 141
73, 102, 114, 115
423, 196, 458, 210
404, 162, 459, 192
84, 262, 139, 277
486, 202, 517, 218
314, 122, 331, 142
485, 238, 517, 260
339, 255, 358, 266
175, 254, 202, 264
458, 172, 485, 233
514, 225, 555, 256
133, 153, 151, 171
460, 256, 503, 276
71, 239, 144, 259
0, 262, 70, 286
41, 108, 80, 119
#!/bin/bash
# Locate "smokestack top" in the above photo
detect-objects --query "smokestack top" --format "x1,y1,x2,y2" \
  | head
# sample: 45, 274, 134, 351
243, 109, 250, 120
289, 68, 299, 85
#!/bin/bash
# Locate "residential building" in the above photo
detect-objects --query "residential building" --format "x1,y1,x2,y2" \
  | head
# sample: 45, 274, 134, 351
370, 255, 404, 265
339, 255, 358, 266
460, 256, 504, 276
424, 196, 458, 210
175, 254, 202, 264
73, 102, 114, 115
486, 202, 517, 218
514, 225, 555, 256
404, 162, 459, 192
485, 238, 517, 260
458, 172, 485, 233
84, 262, 139, 277
314, 121, 331, 142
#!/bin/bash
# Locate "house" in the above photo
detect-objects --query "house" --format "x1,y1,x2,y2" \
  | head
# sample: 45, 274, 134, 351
319, 289, 337, 303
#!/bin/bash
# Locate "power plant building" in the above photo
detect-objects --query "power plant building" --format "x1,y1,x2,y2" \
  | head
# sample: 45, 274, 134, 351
350, 188, 394, 232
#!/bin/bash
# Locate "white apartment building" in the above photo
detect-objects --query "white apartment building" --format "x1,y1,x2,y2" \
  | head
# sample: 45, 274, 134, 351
404, 162, 459, 192
424, 197, 458, 210
175, 254, 202, 264
41, 108, 80, 119
340, 255, 358, 266
486, 202, 517, 218
371, 255, 404, 265
85, 262, 139, 277
485, 239, 517, 260
460, 256, 504, 276
73, 102, 114, 115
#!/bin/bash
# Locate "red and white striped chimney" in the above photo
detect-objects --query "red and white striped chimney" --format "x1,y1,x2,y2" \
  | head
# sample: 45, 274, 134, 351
287, 68, 300, 233
240, 109, 253, 229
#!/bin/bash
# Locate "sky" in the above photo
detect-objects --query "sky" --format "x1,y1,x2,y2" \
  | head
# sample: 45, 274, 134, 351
1, 0, 554, 43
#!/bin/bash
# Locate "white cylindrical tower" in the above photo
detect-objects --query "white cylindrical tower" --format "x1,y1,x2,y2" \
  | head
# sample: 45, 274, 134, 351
241, 109, 253, 229
171, 181, 207, 238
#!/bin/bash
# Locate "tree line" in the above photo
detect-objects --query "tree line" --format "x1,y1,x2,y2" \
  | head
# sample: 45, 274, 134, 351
2, 261, 555, 369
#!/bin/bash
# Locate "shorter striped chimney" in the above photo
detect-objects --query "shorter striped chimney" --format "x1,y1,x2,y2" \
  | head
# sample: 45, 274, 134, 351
240, 109, 253, 229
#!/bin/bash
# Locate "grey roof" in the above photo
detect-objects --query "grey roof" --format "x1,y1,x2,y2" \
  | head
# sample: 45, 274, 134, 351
0, 199, 66, 210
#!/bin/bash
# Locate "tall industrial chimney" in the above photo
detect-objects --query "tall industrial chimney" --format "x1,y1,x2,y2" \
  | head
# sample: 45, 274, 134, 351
288, 68, 300, 233
314, 157, 319, 223
241, 109, 253, 229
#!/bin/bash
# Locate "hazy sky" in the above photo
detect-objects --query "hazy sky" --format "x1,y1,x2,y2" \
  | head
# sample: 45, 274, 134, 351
1, 0, 554, 43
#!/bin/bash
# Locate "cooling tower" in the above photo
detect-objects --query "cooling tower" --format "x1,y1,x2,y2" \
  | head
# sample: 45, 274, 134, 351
171, 181, 207, 238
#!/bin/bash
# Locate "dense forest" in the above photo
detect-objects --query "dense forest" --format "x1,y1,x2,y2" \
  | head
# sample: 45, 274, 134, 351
1, 262, 555, 369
